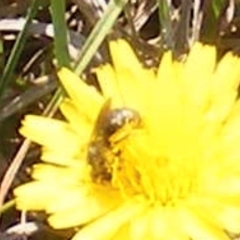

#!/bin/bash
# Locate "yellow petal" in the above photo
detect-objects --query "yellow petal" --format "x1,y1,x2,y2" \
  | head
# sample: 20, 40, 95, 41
178, 203, 230, 240
14, 181, 63, 210
58, 68, 104, 122
60, 98, 91, 136
72, 198, 148, 240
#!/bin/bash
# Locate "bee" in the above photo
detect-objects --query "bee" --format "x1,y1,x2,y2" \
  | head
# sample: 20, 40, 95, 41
87, 100, 141, 182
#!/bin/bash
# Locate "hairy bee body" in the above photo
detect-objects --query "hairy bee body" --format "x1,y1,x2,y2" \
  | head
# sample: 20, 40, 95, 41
87, 101, 141, 182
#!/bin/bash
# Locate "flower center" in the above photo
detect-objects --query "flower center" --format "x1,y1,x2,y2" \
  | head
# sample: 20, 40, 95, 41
112, 134, 199, 206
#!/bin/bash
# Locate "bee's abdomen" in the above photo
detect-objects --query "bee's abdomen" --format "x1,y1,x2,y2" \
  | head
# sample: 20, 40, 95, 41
87, 142, 113, 182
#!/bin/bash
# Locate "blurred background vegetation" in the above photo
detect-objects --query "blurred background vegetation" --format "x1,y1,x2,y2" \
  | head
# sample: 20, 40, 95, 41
0, 0, 239, 239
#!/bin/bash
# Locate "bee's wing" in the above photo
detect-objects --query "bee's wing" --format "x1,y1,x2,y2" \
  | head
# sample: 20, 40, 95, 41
89, 98, 111, 141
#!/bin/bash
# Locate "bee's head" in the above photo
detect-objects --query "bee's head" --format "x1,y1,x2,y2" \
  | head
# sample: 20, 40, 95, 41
104, 108, 141, 138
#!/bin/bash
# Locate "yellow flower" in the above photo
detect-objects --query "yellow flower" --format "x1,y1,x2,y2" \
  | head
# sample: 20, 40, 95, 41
14, 39, 240, 240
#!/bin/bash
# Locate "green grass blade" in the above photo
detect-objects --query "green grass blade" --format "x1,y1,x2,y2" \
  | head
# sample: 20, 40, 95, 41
201, 0, 228, 43
74, 0, 129, 75
0, 0, 40, 101
50, 0, 70, 68
158, 0, 174, 50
